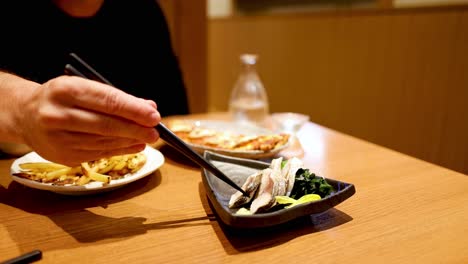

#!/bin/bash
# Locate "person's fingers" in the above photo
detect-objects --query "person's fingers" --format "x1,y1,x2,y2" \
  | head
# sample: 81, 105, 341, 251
47, 76, 161, 127
41, 106, 159, 143
146, 100, 157, 109
25, 128, 150, 166
53, 131, 150, 150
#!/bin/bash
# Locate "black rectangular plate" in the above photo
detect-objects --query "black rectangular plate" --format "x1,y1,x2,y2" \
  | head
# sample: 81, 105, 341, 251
202, 151, 356, 229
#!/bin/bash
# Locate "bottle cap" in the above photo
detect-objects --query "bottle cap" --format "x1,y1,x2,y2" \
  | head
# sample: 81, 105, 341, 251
240, 54, 258, 65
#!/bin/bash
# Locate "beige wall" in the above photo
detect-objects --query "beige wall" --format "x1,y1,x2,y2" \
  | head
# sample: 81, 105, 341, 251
208, 7, 468, 174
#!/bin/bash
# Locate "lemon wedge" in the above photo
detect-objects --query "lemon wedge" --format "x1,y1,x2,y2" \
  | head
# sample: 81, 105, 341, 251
275, 194, 321, 209
235, 207, 252, 215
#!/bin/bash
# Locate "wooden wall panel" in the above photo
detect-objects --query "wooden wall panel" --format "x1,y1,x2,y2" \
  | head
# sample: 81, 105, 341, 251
158, 0, 207, 114
440, 11, 468, 174
208, 8, 468, 174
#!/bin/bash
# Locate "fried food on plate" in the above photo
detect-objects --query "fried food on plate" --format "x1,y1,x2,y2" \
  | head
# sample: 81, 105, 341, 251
13, 152, 147, 186
167, 120, 290, 152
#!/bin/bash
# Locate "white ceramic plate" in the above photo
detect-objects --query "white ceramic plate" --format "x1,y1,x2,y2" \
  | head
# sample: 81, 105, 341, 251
170, 120, 290, 159
10, 145, 164, 195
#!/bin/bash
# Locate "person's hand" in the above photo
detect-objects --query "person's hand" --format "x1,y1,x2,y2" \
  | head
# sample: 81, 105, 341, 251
15, 75, 161, 166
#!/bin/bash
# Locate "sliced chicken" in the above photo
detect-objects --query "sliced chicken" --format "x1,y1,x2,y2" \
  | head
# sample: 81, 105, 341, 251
249, 168, 274, 214
281, 157, 303, 196
228, 170, 263, 208
250, 157, 288, 213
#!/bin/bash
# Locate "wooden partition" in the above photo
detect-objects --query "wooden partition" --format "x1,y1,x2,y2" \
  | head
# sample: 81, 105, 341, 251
158, 0, 207, 114
208, 6, 468, 174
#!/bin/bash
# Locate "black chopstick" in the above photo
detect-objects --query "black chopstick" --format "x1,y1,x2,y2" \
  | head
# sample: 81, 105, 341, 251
64, 64, 87, 79
69, 53, 114, 85
2, 250, 42, 264
63, 53, 248, 196
154, 123, 249, 196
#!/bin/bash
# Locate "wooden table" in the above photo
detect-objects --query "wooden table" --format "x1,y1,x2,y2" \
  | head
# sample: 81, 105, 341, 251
1, 112, 467, 263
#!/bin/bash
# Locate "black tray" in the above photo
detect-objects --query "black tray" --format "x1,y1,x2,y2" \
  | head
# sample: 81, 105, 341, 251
201, 151, 356, 229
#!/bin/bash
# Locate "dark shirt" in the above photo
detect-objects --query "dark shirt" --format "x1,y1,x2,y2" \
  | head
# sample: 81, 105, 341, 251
0, 0, 189, 117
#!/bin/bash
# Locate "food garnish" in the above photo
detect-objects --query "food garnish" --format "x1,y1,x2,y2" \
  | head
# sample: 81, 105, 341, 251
275, 194, 321, 209
235, 208, 253, 215
13, 152, 147, 186
290, 168, 334, 199
232, 157, 334, 214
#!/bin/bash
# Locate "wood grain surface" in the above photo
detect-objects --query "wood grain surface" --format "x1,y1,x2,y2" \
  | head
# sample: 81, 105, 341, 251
1, 113, 467, 263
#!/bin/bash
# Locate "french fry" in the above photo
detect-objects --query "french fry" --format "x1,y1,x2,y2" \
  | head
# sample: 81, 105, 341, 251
81, 162, 111, 184
45, 167, 72, 181
76, 174, 91, 185
19, 162, 68, 172
95, 158, 118, 174
69, 166, 83, 175
16, 151, 147, 186
128, 153, 147, 173
87, 171, 111, 184
112, 155, 129, 171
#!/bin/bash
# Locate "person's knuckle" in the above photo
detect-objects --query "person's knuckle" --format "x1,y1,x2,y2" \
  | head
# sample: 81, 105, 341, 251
37, 106, 72, 129
47, 76, 78, 98
36, 107, 58, 126
103, 90, 123, 114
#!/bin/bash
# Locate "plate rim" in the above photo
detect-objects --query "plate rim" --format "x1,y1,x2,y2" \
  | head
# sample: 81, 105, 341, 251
10, 145, 164, 195
201, 151, 356, 228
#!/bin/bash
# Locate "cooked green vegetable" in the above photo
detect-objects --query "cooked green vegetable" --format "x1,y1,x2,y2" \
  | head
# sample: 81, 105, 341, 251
290, 168, 334, 199
281, 160, 287, 169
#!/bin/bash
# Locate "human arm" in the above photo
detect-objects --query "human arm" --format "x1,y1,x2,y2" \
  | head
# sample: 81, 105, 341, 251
0, 71, 160, 166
